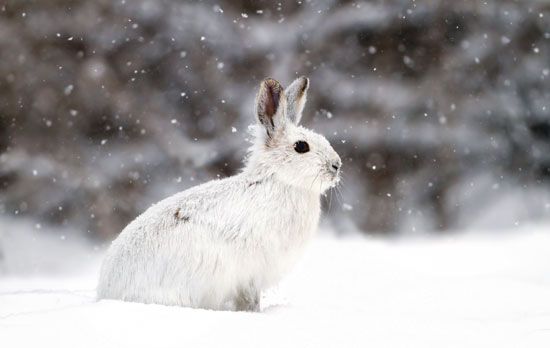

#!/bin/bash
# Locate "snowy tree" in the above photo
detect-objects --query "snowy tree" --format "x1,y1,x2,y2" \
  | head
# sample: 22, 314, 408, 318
0, 0, 548, 238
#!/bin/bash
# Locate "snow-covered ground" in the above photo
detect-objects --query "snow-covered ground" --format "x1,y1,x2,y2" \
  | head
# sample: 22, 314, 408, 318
1, 223, 550, 348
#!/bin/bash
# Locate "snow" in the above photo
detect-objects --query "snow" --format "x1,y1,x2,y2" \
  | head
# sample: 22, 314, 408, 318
1, 225, 550, 347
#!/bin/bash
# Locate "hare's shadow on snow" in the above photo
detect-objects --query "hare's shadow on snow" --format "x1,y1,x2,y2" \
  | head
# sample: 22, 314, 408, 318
259, 297, 293, 314
260, 303, 292, 314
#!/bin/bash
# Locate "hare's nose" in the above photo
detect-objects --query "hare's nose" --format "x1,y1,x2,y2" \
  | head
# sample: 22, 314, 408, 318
329, 159, 342, 173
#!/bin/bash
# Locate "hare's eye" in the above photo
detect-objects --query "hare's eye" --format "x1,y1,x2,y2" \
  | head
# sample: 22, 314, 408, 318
294, 141, 310, 154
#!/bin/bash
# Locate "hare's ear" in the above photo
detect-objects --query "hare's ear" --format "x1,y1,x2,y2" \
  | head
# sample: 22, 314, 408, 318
284, 76, 309, 125
255, 78, 286, 138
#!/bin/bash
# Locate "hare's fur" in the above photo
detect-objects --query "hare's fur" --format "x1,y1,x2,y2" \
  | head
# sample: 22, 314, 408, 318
97, 77, 341, 310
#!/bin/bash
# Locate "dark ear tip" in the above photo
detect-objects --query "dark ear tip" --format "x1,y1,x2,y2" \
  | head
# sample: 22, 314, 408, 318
298, 76, 309, 91
262, 78, 283, 91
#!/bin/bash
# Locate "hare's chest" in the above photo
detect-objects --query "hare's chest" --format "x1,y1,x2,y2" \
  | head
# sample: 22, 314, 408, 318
252, 189, 320, 242
242, 191, 320, 280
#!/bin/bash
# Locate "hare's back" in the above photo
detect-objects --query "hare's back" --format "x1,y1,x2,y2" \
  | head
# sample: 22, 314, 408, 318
98, 177, 244, 298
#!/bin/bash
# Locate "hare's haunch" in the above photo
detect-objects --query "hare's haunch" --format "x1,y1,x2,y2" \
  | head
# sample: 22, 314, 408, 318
97, 77, 342, 311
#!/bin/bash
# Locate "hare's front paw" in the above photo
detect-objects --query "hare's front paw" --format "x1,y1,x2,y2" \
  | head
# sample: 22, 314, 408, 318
233, 287, 260, 312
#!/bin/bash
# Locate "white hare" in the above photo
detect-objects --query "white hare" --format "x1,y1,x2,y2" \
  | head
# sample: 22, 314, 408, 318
97, 77, 341, 311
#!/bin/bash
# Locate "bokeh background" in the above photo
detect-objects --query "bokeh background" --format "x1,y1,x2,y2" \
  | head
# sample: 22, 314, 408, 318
1, 0, 549, 246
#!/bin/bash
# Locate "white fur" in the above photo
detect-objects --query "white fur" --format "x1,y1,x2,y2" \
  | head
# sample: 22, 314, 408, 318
97, 77, 341, 311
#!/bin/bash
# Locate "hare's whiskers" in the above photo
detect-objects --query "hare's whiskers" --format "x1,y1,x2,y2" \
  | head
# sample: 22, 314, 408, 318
309, 171, 321, 191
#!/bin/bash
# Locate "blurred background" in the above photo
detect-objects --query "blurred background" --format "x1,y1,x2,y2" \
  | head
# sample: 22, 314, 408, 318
0, 0, 549, 254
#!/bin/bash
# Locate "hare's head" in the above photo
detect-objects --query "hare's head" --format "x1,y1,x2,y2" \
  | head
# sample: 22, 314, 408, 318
247, 77, 341, 193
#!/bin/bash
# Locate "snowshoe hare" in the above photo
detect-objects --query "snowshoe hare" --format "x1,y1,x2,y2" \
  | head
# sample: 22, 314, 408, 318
97, 77, 342, 311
